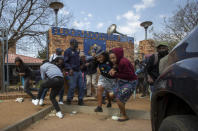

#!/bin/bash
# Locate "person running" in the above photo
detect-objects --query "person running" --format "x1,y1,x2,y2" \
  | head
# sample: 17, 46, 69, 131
109, 48, 137, 121
15, 57, 37, 101
32, 60, 64, 119
92, 47, 115, 112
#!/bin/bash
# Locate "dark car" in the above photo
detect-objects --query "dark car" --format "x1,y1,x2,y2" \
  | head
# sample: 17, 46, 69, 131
151, 26, 198, 131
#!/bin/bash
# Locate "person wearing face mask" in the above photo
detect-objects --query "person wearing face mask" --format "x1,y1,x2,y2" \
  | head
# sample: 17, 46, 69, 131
145, 44, 169, 88
64, 38, 84, 106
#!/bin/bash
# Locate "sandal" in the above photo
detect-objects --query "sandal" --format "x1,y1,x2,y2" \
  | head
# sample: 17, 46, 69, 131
118, 118, 129, 122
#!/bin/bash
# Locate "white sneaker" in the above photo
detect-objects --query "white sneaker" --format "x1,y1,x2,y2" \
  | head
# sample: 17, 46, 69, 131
32, 99, 39, 106
58, 101, 64, 105
39, 99, 44, 106
56, 111, 63, 119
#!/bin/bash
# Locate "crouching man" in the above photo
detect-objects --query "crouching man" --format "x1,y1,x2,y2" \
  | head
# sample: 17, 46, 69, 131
32, 60, 64, 119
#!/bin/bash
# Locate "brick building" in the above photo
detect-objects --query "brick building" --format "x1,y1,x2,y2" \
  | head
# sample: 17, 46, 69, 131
138, 39, 156, 61
5, 54, 43, 85
48, 27, 135, 63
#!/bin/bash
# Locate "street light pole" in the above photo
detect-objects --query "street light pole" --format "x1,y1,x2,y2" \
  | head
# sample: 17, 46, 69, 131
49, 1, 64, 27
140, 21, 153, 40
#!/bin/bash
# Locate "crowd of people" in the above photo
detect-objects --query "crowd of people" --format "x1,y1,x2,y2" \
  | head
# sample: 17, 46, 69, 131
14, 38, 169, 120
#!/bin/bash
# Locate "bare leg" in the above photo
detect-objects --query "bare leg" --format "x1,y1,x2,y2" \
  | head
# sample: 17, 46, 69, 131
106, 91, 111, 104
116, 99, 129, 120
97, 86, 104, 107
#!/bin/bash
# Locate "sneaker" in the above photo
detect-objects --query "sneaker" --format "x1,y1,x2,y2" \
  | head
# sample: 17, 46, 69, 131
94, 106, 103, 112
58, 101, 64, 105
39, 99, 44, 106
107, 103, 112, 108
78, 99, 84, 106
56, 111, 63, 119
139, 94, 146, 98
32, 99, 39, 106
66, 100, 71, 105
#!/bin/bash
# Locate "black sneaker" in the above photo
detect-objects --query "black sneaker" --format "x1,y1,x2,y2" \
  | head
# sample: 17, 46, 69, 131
94, 106, 103, 112
107, 103, 112, 108
66, 100, 71, 105
78, 99, 84, 106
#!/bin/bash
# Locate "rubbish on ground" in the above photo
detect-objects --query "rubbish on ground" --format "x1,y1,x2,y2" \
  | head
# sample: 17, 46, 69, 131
112, 116, 119, 121
72, 111, 77, 114
49, 110, 56, 117
0, 100, 3, 103
15, 98, 24, 103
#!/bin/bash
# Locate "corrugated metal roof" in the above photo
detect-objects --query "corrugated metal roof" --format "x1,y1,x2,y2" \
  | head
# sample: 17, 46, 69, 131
5, 54, 43, 64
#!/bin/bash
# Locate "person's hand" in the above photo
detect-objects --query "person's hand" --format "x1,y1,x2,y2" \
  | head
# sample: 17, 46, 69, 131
69, 69, 73, 76
85, 63, 89, 66
109, 69, 116, 76
92, 53, 96, 57
147, 74, 154, 84
19, 73, 25, 76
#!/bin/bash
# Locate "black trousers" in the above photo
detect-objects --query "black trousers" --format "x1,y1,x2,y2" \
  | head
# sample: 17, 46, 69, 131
24, 77, 38, 99
37, 77, 64, 112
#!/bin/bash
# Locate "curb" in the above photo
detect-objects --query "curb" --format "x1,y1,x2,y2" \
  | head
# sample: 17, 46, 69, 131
1, 102, 150, 131
60, 105, 150, 120
1, 106, 54, 131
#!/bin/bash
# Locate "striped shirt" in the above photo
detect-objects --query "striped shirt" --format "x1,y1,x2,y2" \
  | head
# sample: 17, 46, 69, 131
40, 62, 63, 79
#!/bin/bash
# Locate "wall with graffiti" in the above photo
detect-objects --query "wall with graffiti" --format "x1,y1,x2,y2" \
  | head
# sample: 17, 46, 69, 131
48, 27, 135, 63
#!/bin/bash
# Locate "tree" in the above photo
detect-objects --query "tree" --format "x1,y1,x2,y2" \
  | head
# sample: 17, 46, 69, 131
0, 0, 72, 52
37, 46, 47, 59
152, 0, 198, 50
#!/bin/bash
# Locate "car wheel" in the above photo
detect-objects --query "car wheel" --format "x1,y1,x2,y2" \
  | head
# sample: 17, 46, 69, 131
159, 115, 198, 131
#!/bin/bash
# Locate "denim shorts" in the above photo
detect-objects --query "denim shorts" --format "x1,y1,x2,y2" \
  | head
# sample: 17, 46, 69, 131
97, 75, 116, 92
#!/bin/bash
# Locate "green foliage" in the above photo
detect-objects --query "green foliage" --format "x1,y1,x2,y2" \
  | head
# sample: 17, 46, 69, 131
37, 47, 47, 59
152, 0, 198, 50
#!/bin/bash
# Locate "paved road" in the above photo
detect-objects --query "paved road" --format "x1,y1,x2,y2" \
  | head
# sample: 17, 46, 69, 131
25, 113, 152, 131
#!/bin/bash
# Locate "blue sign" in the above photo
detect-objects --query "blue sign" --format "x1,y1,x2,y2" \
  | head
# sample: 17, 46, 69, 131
51, 27, 134, 43
83, 39, 106, 56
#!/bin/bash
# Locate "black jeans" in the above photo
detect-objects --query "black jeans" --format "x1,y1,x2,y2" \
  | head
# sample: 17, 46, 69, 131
37, 77, 64, 112
24, 77, 37, 99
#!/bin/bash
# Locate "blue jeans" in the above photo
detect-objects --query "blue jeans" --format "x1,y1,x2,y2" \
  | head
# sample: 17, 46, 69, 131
67, 71, 84, 100
82, 72, 87, 90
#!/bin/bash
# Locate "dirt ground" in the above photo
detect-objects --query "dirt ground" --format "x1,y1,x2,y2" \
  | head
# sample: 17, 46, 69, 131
0, 94, 150, 130
25, 113, 151, 131
66, 94, 151, 111
0, 99, 50, 129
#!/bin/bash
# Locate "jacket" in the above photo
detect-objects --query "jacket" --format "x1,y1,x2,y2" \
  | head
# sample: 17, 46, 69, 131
111, 48, 137, 81
64, 47, 80, 71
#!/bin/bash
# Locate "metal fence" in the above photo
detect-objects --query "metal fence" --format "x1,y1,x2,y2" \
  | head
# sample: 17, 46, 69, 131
0, 29, 48, 92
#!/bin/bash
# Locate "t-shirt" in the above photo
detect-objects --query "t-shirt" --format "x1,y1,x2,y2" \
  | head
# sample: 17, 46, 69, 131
98, 61, 114, 79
